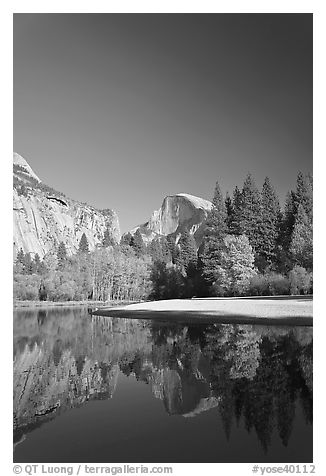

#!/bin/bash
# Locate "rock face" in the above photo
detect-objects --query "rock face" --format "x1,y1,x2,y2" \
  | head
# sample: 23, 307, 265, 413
13, 153, 120, 258
129, 193, 212, 246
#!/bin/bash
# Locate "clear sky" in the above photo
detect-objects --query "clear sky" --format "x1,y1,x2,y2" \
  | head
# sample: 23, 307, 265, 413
13, 13, 312, 233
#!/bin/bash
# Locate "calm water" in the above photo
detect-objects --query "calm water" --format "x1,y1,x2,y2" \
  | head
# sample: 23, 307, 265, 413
13, 307, 312, 463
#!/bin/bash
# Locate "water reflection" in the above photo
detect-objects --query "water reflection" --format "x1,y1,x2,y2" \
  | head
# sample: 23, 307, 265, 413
13, 307, 312, 461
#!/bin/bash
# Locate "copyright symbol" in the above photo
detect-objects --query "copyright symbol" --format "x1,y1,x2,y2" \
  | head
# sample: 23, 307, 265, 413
13, 466, 22, 474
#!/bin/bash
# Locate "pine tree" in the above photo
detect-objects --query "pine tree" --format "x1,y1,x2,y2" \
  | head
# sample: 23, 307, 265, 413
33, 253, 41, 273
239, 174, 263, 254
294, 172, 313, 221
16, 248, 25, 266
78, 233, 89, 253
228, 186, 243, 235
23, 252, 33, 274
200, 181, 227, 286
149, 237, 171, 263
278, 173, 313, 271
57, 241, 67, 265
258, 177, 281, 267
120, 232, 133, 247
178, 229, 198, 273
279, 191, 296, 254
160, 236, 172, 263
148, 238, 162, 262
102, 227, 115, 247
131, 229, 146, 257
225, 192, 234, 233
289, 204, 313, 270
205, 181, 227, 237
166, 235, 178, 264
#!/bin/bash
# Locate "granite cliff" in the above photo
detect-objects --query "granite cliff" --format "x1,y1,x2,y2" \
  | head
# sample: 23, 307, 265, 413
13, 153, 120, 258
129, 193, 212, 246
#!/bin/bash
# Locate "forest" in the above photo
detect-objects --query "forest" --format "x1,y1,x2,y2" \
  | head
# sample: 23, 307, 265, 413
13, 171, 313, 302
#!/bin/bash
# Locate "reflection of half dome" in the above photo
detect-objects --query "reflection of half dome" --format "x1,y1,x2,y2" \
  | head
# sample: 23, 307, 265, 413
182, 396, 220, 418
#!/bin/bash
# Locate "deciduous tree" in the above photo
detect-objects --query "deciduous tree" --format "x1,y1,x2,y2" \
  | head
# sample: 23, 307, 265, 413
211, 234, 257, 296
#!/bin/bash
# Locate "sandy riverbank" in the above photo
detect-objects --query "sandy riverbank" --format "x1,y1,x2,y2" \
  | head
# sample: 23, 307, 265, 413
92, 296, 313, 326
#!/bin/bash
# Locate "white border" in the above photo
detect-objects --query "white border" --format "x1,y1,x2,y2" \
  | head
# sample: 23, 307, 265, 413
2, 3, 324, 475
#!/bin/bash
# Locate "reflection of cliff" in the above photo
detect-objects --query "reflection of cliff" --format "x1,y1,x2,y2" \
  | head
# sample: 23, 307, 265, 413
13, 309, 313, 453
13, 309, 152, 439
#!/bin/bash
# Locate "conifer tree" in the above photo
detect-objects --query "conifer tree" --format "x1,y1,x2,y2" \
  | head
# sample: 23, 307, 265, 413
259, 177, 281, 267
200, 181, 227, 286
102, 227, 115, 247
23, 252, 33, 274
278, 173, 313, 270
148, 238, 162, 262
57, 241, 67, 265
149, 237, 171, 263
228, 186, 243, 235
131, 229, 146, 257
16, 248, 25, 266
160, 236, 172, 263
206, 181, 227, 236
294, 172, 313, 221
290, 204, 313, 270
239, 174, 263, 253
178, 229, 197, 273
33, 253, 41, 273
166, 234, 179, 264
78, 233, 89, 253
120, 232, 133, 247
225, 192, 233, 232
279, 191, 296, 255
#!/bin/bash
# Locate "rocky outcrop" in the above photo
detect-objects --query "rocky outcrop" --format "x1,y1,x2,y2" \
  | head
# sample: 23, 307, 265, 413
129, 193, 212, 246
13, 153, 120, 258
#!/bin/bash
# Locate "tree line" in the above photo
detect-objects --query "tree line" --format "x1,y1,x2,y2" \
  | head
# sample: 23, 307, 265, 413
14, 171, 312, 301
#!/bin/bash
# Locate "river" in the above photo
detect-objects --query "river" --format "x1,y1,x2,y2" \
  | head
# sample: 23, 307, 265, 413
13, 307, 312, 463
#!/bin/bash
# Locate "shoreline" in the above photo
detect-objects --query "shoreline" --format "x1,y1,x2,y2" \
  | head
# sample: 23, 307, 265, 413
13, 300, 140, 309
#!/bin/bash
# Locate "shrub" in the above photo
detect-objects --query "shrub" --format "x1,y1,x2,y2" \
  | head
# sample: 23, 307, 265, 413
13, 274, 41, 300
248, 272, 290, 296
54, 281, 77, 301
266, 273, 290, 295
288, 266, 312, 295
248, 274, 269, 296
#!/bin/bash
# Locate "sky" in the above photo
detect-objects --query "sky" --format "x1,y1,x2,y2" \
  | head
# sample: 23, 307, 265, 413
13, 13, 312, 233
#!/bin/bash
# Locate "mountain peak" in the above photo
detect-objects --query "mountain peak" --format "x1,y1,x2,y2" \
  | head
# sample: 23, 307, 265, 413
13, 152, 41, 182
175, 193, 213, 210
128, 192, 213, 245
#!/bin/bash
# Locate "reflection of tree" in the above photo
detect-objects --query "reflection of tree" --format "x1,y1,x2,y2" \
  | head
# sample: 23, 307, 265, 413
243, 345, 275, 453
52, 339, 63, 366
202, 325, 312, 452
298, 343, 313, 425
